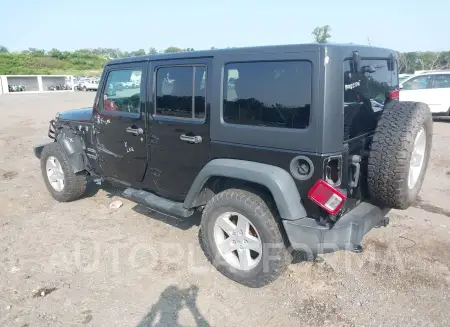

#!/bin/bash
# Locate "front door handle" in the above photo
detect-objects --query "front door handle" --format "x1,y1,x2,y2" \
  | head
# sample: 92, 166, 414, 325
180, 134, 202, 144
126, 127, 144, 136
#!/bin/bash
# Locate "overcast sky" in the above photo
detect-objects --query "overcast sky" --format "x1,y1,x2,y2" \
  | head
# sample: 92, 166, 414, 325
1, 0, 447, 52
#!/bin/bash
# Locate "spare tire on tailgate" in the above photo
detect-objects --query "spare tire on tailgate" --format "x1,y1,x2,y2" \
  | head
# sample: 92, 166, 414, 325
368, 101, 433, 209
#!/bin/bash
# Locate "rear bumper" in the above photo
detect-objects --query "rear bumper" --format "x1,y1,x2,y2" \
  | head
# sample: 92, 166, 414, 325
283, 202, 389, 255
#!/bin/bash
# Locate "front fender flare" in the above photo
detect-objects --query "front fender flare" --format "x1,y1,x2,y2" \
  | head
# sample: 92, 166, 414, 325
184, 159, 307, 220
55, 128, 88, 174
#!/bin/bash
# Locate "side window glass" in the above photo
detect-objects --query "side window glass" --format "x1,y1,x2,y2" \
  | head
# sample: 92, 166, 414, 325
226, 69, 239, 101
402, 75, 432, 90
432, 74, 450, 89
101, 69, 142, 113
194, 66, 206, 119
223, 61, 311, 129
155, 65, 207, 119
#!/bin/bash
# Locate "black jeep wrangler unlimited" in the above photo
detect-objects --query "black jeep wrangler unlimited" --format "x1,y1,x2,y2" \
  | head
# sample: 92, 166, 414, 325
34, 44, 433, 287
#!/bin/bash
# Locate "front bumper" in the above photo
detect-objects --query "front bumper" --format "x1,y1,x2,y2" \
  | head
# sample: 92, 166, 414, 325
283, 202, 389, 255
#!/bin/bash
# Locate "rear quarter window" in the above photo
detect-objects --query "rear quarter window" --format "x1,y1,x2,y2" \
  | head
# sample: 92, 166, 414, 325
223, 60, 312, 129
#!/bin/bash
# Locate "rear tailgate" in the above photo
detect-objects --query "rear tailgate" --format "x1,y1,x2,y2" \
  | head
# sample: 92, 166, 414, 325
342, 56, 399, 211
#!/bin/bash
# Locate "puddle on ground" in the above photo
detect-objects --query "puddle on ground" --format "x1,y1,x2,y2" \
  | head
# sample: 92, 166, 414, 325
413, 197, 450, 218
1, 170, 18, 180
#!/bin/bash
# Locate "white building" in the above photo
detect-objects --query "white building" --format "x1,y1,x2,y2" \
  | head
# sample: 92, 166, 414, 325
0, 75, 74, 94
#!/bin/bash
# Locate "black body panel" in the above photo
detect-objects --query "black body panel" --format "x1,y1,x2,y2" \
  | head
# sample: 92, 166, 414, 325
92, 60, 149, 184
49, 43, 398, 222
142, 58, 212, 201
210, 141, 340, 219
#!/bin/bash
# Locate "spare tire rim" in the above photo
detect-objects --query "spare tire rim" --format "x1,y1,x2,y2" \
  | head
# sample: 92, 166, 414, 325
408, 127, 426, 189
46, 156, 65, 192
213, 212, 262, 271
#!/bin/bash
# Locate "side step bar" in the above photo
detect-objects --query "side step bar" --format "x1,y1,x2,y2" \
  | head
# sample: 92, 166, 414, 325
123, 188, 194, 218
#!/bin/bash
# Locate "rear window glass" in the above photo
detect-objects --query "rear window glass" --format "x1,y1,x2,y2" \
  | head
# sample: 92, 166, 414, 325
223, 61, 312, 129
344, 59, 398, 108
343, 58, 398, 140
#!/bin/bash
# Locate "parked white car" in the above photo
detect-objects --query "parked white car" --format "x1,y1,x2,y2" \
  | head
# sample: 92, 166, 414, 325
399, 70, 450, 115
79, 79, 99, 91
399, 73, 413, 84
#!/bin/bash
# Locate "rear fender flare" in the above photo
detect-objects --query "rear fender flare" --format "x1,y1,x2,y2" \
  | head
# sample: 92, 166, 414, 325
184, 159, 307, 220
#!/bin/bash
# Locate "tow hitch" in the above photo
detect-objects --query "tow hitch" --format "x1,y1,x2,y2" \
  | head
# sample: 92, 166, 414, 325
376, 216, 390, 228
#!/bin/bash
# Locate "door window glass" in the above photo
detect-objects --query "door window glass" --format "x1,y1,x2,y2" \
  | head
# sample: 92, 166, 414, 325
432, 74, 450, 89
101, 69, 142, 113
155, 65, 206, 119
402, 75, 432, 90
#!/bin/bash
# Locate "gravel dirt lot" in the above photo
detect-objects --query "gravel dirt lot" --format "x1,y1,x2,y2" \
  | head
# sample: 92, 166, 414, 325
1, 92, 449, 327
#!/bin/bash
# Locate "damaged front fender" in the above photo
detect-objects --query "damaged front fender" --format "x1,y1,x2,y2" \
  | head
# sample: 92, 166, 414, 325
56, 127, 90, 174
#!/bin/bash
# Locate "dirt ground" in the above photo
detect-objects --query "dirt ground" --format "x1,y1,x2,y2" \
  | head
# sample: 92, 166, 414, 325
0, 92, 449, 327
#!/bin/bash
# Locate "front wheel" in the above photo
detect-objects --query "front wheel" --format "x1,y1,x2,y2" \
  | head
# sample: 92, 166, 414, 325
200, 188, 291, 287
40, 142, 87, 202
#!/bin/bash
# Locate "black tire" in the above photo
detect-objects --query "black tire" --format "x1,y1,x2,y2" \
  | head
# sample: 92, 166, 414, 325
368, 101, 433, 209
199, 188, 291, 288
40, 142, 88, 202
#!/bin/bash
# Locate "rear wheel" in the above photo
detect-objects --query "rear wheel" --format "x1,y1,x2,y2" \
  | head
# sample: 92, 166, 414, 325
40, 142, 88, 202
368, 101, 433, 209
200, 188, 291, 287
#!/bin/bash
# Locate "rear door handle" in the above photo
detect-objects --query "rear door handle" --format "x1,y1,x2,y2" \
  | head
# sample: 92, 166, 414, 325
126, 127, 144, 136
180, 134, 202, 144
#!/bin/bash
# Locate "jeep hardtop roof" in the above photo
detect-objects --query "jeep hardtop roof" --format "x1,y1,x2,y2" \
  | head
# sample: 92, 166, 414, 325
103, 43, 398, 155
106, 43, 397, 66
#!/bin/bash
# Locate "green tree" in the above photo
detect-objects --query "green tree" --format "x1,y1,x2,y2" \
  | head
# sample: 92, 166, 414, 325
148, 47, 158, 55
0, 45, 8, 53
164, 46, 183, 53
48, 48, 62, 58
28, 48, 46, 56
132, 49, 146, 56
312, 25, 332, 43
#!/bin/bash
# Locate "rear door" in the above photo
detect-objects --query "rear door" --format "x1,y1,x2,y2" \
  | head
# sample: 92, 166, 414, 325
144, 58, 211, 201
429, 74, 450, 114
93, 62, 148, 185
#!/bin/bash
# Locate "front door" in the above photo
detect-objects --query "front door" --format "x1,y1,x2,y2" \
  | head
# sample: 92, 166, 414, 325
93, 62, 148, 185
145, 58, 211, 201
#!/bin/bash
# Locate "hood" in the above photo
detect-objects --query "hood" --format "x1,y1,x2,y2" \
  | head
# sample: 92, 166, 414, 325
57, 107, 93, 122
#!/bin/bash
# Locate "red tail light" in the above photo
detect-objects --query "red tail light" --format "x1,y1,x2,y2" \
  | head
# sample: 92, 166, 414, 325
388, 89, 399, 100
308, 179, 347, 215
